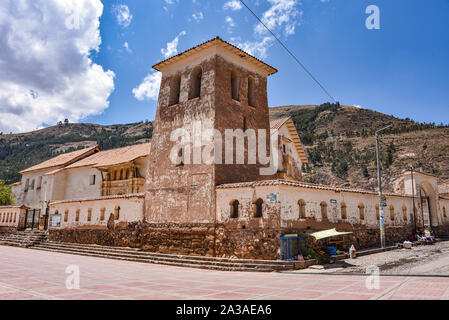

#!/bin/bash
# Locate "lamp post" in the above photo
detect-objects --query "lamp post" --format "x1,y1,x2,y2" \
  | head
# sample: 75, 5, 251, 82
409, 164, 417, 234
376, 124, 393, 248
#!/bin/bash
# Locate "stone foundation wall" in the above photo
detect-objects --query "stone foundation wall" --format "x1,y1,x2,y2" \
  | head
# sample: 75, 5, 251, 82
49, 220, 425, 260
49, 222, 216, 256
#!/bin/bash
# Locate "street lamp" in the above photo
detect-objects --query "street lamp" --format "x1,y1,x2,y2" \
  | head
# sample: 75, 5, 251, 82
376, 124, 393, 248
409, 164, 417, 234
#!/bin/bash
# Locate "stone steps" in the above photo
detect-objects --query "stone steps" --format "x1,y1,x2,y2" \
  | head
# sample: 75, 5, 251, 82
0, 231, 48, 248
0, 231, 299, 272
32, 241, 296, 272
38, 241, 291, 265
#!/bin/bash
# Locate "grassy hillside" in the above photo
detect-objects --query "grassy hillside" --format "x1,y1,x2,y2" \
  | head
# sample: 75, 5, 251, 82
0, 121, 152, 184
1, 103, 448, 194
270, 103, 449, 192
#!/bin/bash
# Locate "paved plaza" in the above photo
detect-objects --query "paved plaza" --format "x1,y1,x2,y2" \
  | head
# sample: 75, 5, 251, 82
1, 245, 449, 300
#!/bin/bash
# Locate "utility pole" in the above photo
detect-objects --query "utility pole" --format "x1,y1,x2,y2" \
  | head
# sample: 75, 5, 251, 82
376, 124, 393, 248
409, 164, 417, 234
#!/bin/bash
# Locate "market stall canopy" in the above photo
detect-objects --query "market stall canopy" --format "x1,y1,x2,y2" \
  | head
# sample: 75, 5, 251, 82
309, 228, 353, 241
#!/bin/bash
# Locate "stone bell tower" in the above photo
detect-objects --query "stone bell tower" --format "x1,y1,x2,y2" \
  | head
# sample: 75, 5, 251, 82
145, 37, 277, 224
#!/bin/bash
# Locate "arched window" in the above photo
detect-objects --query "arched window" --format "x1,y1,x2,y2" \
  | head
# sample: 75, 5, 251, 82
320, 201, 328, 219
115, 206, 120, 220
298, 199, 306, 219
64, 209, 69, 222
125, 169, 129, 180
390, 205, 395, 221
341, 202, 347, 220
87, 208, 92, 222
376, 204, 380, 221
231, 70, 240, 101
247, 76, 255, 107
100, 207, 105, 221
169, 74, 181, 106
189, 66, 202, 99
358, 203, 365, 220
402, 205, 408, 221
75, 209, 80, 222
253, 198, 263, 218
230, 200, 239, 218
13, 212, 16, 223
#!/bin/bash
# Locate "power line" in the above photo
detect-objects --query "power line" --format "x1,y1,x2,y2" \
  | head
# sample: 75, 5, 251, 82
239, 0, 337, 103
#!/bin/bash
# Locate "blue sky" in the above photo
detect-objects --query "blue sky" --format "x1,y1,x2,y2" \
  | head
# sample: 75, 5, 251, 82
1, 0, 448, 133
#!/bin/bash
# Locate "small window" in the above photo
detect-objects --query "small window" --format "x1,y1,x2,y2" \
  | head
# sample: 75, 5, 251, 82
24, 179, 30, 192
320, 201, 328, 219
231, 71, 240, 101
114, 206, 120, 220
341, 202, 347, 220
402, 205, 408, 221
253, 198, 263, 218
64, 210, 69, 222
358, 203, 365, 220
443, 207, 447, 218
298, 199, 306, 219
169, 74, 181, 106
13, 212, 16, 223
390, 205, 395, 221
189, 66, 202, 99
36, 176, 42, 189
376, 204, 380, 220
75, 209, 80, 222
100, 207, 105, 221
230, 200, 239, 218
87, 208, 92, 222
30, 179, 35, 190
89, 175, 96, 185
248, 76, 256, 107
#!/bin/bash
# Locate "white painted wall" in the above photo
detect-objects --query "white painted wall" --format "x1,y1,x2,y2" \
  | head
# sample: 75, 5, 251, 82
49, 195, 144, 229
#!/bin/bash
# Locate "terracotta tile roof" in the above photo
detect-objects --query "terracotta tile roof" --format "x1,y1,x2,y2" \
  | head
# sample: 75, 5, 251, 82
270, 117, 290, 131
64, 143, 151, 170
152, 36, 277, 76
20, 146, 101, 174
216, 179, 412, 199
270, 117, 308, 164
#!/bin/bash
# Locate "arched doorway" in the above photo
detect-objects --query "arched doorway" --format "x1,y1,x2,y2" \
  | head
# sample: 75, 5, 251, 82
419, 182, 439, 228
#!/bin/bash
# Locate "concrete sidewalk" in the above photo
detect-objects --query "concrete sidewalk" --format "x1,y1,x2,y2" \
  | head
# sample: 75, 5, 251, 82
0, 245, 448, 300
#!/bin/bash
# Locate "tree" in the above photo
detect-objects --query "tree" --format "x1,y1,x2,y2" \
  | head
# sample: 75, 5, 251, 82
0, 180, 14, 206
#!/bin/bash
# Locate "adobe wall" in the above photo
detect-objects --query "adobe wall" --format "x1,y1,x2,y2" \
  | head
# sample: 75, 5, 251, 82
61, 167, 102, 201
145, 53, 217, 224
214, 55, 276, 185
0, 206, 27, 231
48, 194, 144, 229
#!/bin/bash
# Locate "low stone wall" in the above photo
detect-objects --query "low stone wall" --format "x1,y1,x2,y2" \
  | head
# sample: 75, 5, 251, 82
49, 221, 216, 256
48, 219, 421, 260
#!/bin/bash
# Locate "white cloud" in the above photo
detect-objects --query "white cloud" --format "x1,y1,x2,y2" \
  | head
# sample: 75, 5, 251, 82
0, 0, 115, 133
112, 4, 133, 28
255, 0, 302, 37
235, 0, 302, 59
225, 16, 236, 34
132, 72, 162, 101
124, 42, 132, 53
234, 37, 274, 59
223, 0, 243, 11
161, 31, 187, 59
192, 12, 204, 23
133, 31, 187, 101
